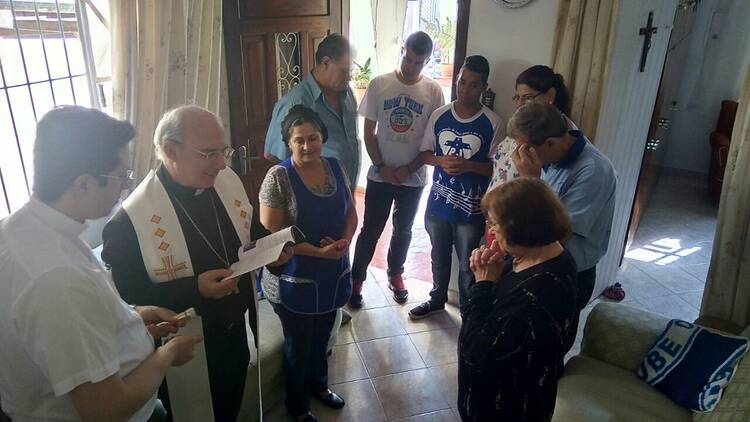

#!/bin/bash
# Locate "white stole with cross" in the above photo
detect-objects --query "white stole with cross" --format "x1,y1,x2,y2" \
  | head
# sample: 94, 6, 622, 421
122, 167, 258, 422
122, 167, 253, 283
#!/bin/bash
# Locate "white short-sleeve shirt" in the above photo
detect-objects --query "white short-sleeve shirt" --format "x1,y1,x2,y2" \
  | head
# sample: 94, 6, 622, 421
0, 198, 157, 421
359, 71, 445, 187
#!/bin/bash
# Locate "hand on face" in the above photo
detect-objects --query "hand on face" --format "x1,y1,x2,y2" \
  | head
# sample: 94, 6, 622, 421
512, 143, 543, 178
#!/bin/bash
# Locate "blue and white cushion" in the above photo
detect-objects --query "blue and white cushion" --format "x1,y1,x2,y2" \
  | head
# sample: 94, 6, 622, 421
638, 319, 749, 412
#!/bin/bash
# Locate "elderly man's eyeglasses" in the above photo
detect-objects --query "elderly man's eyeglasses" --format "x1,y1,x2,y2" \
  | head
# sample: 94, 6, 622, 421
171, 140, 236, 161
512, 92, 543, 103
100, 169, 135, 187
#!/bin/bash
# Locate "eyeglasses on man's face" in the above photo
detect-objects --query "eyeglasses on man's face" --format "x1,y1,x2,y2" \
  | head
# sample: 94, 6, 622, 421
171, 140, 236, 162
100, 169, 135, 187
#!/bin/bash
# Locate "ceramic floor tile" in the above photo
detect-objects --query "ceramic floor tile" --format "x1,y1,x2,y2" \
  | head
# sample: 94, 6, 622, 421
680, 263, 710, 283
392, 409, 459, 422
310, 379, 387, 422
428, 363, 458, 406
638, 295, 699, 322
335, 324, 356, 345
350, 306, 407, 342
357, 334, 426, 378
679, 290, 705, 309
615, 264, 673, 300
643, 265, 706, 294
328, 343, 370, 385
409, 327, 459, 367
371, 368, 452, 420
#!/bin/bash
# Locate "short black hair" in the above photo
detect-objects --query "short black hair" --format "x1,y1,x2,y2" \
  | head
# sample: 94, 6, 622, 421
462, 55, 490, 84
33, 106, 134, 202
404, 31, 433, 56
516, 65, 572, 116
315, 33, 351, 65
281, 104, 329, 145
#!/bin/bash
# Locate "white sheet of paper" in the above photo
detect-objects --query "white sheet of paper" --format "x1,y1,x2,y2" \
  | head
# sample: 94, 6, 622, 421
166, 316, 215, 422
222, 226, 300, 281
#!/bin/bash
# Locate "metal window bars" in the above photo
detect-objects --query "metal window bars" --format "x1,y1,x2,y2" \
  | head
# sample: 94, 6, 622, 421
0, 0, 99, 217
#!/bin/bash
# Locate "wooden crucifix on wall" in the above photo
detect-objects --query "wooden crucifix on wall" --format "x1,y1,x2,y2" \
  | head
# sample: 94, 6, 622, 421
639, 11, 658, 72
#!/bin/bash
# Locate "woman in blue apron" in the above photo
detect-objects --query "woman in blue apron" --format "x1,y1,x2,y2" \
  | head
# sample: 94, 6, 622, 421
259, 105, 357, 422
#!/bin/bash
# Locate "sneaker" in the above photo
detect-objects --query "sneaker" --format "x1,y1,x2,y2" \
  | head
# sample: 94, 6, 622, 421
409, 301, 445, 320
348, 279, 364, 309
388, 274, 409, 304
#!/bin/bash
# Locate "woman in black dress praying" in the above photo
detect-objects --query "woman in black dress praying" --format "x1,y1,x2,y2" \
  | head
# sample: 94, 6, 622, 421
458, 177, 578, 422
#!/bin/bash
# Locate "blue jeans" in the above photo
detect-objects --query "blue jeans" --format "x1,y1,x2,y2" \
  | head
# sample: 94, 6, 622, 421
352, 180, 424, 280
425, 213, 485, 314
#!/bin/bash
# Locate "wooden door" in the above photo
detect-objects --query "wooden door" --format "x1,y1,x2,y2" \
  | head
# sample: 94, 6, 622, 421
590, 0, 678, 297
223, 0, 344, 208
624, 6, 697, 250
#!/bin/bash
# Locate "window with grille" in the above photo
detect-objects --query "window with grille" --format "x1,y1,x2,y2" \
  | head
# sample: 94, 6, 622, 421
0, 0, 109, 218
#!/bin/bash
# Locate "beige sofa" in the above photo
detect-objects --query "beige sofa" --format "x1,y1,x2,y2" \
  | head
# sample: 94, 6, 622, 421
553, 302, 750, 422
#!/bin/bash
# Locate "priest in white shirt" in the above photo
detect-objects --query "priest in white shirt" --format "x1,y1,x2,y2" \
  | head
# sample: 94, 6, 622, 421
0, 106, 202, 422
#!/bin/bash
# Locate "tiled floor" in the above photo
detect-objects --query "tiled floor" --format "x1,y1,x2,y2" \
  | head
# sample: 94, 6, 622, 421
265, 170, 718, 421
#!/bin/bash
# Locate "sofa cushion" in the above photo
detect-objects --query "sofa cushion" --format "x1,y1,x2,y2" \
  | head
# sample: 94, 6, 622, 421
694, 349, 750, 421
581, 303, 670, 373
638, 319, 749, 412
553, 355, 692, 422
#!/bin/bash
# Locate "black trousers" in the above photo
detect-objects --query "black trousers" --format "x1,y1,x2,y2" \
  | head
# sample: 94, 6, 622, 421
351, 180, 424, 280
272, 302, 337, 417
160, 320, 250, 422
563, 266, 597, 353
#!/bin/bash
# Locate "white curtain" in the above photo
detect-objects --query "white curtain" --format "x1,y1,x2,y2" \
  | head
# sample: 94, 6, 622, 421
370, 0, 409, 75
701, 65, 750, 328
551, 0, 618, 140
110, 0, 230, 181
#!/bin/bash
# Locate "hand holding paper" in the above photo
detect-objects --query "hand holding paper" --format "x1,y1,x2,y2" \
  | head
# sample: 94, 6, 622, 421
222, 226, 304, 281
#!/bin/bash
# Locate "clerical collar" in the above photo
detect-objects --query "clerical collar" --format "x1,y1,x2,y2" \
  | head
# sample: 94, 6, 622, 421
547, 130, 587, 170
157, 165, 207, 197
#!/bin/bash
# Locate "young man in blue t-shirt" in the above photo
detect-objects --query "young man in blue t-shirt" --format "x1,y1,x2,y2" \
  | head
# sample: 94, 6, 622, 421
410, 55, 504, 319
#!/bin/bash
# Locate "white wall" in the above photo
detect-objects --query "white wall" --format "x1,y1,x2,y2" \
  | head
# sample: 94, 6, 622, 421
662, 0, 750, 173
465, 0, 561, 122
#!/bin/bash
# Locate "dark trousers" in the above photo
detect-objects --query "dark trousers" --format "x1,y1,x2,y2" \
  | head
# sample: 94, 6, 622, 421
564, 266, 597, 353
425, 213, 485, 315
352, 180, 424, 280
160, 321, 250, 422
272, 303, 338, 417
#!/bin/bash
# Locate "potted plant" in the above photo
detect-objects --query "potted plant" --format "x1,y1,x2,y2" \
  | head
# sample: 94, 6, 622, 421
352, 58, 372, 104
422, 17, 455, 78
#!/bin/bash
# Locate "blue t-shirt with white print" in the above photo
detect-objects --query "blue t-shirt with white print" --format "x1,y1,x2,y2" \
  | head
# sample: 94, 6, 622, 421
420, 103, 503, 224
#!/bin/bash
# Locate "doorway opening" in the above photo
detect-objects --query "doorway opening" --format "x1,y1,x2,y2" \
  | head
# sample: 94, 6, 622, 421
618, 1, 749, 322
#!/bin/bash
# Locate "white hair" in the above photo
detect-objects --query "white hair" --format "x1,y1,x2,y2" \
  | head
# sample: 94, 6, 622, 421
153, 105, 225, 161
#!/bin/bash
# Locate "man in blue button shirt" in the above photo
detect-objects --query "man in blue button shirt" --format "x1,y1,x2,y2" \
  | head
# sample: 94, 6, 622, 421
509, 102, 616, 352
264, 33, 361, 188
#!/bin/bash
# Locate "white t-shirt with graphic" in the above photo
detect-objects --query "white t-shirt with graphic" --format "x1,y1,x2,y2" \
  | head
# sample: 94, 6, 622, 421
359, 71, 445, 187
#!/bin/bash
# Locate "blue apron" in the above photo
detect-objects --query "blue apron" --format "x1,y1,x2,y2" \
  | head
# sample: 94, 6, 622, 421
278, 157, 352, 314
